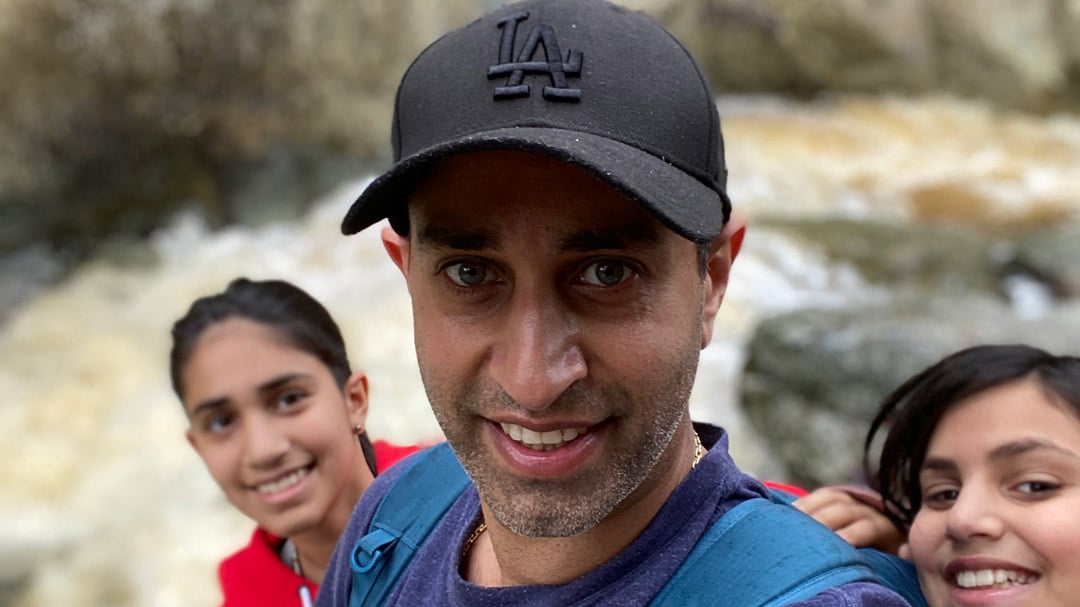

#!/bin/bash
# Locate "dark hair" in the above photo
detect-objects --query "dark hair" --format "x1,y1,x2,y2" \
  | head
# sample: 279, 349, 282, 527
170, 277, 377, 475
865, 344, 1080, 531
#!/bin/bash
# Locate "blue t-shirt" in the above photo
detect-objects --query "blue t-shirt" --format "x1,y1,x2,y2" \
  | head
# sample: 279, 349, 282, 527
317, 426, 910, 606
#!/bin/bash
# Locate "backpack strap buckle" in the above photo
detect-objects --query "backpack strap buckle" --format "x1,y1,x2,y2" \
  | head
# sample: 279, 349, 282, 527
351, 528, 398, 574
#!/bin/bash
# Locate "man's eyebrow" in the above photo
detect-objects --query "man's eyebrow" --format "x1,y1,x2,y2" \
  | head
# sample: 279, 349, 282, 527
559, 224, 662, 252
989, 438, 1080, 462
416, 223, 498, 251
415, 220, 663, 253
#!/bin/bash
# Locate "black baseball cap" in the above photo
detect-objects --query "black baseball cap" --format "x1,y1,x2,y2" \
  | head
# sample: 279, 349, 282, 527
342, 0, 731, 243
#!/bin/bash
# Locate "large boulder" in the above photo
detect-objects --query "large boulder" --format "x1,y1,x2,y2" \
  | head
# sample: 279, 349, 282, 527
0, 0, 1077, 308
742, 297, 1080, 488
755, 218, 1003, 295
0, 0, 480, 256
740, 216, 1080, 487
2, 0, 1078, 258
659, 0, 1080, 111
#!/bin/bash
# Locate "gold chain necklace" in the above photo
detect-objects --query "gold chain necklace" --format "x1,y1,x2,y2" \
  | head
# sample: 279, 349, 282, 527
462, 431, 707, 556
462, 519, 488, 557
692, 430, 706, 468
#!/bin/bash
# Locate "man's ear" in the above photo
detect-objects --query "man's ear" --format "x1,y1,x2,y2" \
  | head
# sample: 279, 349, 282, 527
700, 213, 747, 349
381, 225, 410, 277
728, 213, 746, 262
344, 371, 370, 432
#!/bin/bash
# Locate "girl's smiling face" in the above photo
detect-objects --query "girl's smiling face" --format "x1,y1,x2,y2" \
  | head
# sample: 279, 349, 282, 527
908, 379, 1080, 607
181, 318, 370, 541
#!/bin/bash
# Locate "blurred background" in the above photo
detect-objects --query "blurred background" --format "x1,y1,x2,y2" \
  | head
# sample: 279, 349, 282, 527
1, 0, 1079, 604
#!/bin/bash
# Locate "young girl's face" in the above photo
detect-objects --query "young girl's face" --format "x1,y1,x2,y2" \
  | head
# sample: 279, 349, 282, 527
182, 318, 369, 541
908, 379, 1080, 607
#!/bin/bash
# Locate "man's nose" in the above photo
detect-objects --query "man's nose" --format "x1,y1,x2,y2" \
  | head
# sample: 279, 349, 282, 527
488, 289, 587, 411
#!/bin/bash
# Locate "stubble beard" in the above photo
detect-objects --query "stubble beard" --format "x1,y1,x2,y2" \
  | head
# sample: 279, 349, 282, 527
422, 347, 700, 538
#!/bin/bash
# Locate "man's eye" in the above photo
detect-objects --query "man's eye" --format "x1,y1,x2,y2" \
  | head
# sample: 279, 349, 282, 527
445, 262, 490, 286
581, 260, 631, 286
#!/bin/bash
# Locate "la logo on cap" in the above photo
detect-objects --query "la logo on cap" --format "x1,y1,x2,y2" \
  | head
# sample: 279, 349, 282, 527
487, 11, 582, 102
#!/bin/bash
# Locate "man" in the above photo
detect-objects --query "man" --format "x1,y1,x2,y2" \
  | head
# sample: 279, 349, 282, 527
318, 0, 915, 604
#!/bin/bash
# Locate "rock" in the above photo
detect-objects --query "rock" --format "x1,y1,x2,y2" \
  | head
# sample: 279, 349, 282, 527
740, 214, 1079, 488
926, 0, 1069, 112
741, 297, 1080, 487
756, 217, 1003, 295
1, 0, 1078, 264
1013, 222, 1080, 297
661, 0, 1080, 111
0, 0, 480, 258
658, 0, 820, 95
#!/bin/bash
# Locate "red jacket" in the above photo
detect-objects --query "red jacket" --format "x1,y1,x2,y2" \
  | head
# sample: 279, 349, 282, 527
217, 441, 422, 606
219, 527, 316, 607
762, 480, 809, 498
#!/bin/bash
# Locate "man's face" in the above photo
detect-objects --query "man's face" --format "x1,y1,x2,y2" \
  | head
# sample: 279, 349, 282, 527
387, 150, 725, 537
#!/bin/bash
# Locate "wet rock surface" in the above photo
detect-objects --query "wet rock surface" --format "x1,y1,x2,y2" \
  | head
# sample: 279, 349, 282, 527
2, 0, 1079, 267
741, 211, 1080, 488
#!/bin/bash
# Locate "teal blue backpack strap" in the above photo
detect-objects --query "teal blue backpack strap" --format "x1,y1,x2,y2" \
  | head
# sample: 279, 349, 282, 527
650, 497, 879, 606
769, 488, 926, 606
347, 442, 470, 606
858, 548, 926, 607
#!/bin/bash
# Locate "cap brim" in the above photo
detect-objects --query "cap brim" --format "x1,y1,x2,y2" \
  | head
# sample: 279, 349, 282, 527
341, 127, 728, 243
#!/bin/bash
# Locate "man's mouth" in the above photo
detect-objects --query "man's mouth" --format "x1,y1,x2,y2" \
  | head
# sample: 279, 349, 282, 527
954, 568, 1038, 590
499, 422, 587, 451
254, 464, 314, 495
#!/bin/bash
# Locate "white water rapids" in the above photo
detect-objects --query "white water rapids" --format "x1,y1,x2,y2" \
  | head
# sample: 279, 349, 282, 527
1, 94, 1078, 606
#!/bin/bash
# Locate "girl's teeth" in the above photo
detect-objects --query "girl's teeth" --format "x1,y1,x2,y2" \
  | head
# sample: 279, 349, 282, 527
954, 568, 1036, 589
500, 423, 586, 450
255, 466, 310, 494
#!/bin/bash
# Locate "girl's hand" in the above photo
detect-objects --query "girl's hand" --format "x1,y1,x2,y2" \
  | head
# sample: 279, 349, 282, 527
794, 485, 908, 556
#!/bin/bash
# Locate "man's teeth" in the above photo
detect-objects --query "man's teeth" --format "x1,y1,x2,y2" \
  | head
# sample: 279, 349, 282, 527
954, 569, 1037, 589
500, 423, 585, 451
255, 466, 311, 494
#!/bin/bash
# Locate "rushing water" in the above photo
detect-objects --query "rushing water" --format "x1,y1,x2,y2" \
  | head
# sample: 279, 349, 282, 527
1, 94, 1078, 606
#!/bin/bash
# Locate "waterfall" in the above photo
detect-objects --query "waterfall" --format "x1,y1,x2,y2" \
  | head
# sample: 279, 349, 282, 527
2, 94, 1077, 605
